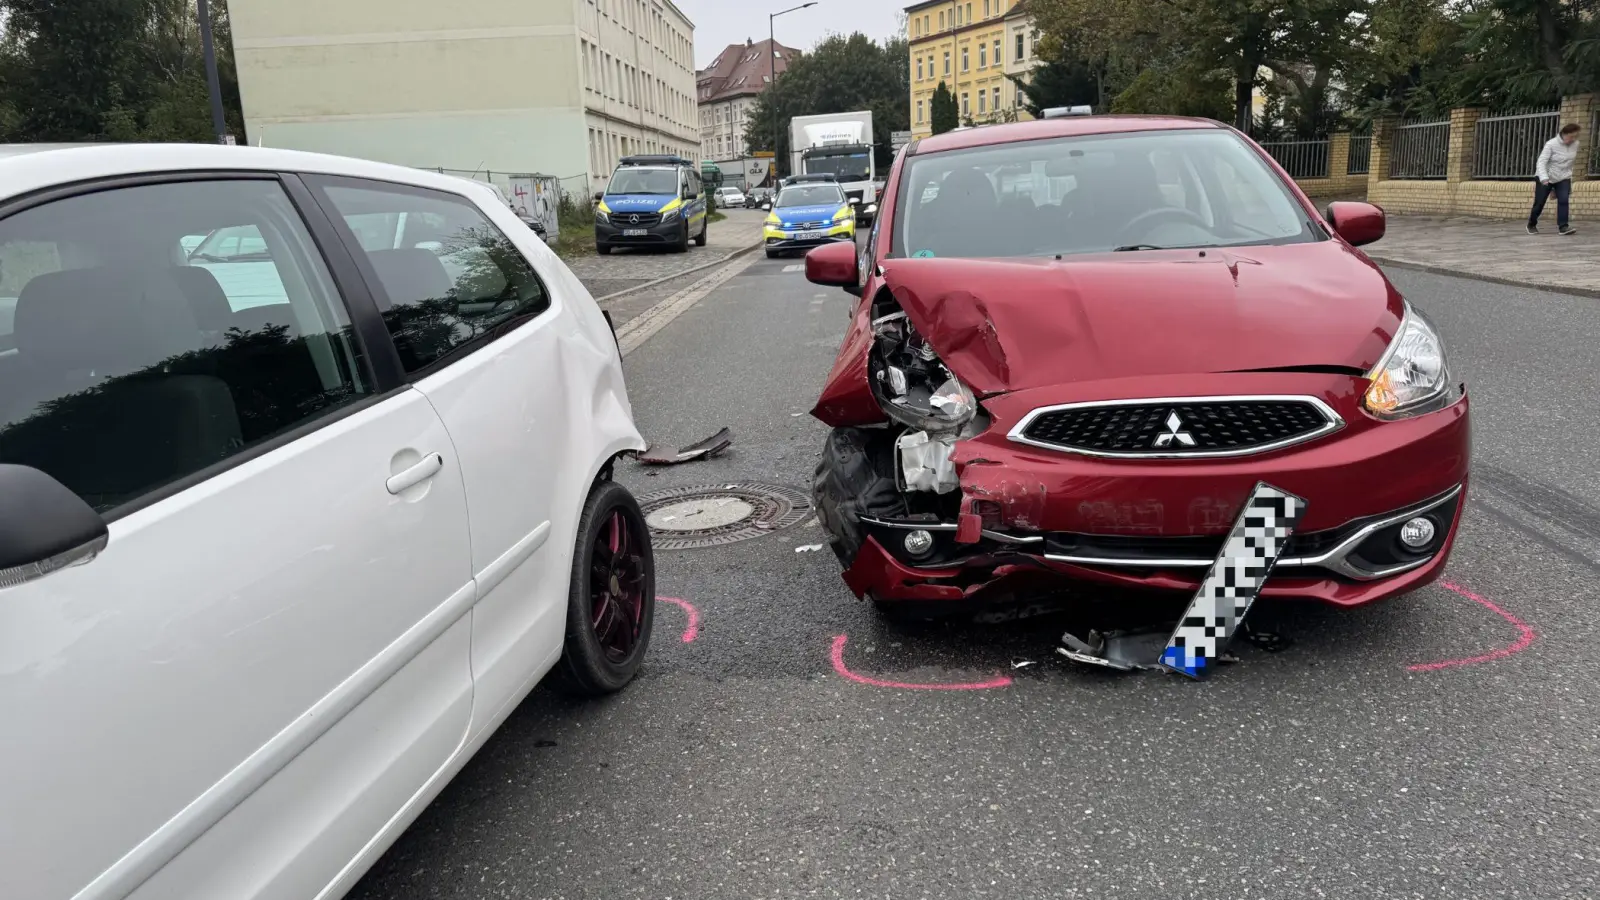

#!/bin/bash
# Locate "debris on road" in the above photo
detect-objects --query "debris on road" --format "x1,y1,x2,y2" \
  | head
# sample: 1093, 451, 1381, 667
795, 543, 826, 553
638, 427, 733, 465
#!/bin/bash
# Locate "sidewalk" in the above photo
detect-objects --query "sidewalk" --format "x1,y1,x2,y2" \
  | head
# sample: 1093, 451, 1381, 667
1367, 215, 1600, 297
563, 208, 766, 300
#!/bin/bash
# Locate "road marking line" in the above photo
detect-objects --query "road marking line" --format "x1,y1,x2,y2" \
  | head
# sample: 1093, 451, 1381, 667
614, 252, 759, 357
782, 264, 804, 272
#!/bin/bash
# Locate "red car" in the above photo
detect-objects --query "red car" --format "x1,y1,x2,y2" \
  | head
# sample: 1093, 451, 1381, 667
803, 114, 1469, 619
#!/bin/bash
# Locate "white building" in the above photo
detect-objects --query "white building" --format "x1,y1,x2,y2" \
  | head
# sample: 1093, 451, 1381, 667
229, 0, 700, 193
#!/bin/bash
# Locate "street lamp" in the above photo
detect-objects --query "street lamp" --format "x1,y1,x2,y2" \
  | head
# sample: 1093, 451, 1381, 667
769, 2, 817, 179
196, 0, 229, 144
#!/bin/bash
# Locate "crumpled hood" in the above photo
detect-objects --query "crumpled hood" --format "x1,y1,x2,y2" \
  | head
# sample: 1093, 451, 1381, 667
880, 243, 1403, 395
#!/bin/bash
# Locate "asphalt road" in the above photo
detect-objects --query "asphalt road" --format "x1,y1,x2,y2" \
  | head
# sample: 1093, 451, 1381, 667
350, 255, 1600, 899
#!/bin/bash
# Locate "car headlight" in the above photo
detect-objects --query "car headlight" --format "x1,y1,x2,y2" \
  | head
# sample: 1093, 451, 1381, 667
660, 207, 681, 222
595, 209, 609, 224
833, 207, 852, 222
765, 214, 781, 226
1363, 303, 1459, 419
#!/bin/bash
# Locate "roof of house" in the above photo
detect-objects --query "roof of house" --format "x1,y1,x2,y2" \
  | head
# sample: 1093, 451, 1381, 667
695, 39, 799, 105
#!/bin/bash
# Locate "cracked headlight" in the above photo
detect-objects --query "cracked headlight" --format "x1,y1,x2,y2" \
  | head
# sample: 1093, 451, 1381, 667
660, 207, 681, 222
1364, 303, 1459, 419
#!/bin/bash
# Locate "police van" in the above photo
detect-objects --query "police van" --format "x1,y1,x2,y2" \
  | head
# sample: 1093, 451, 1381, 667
592, 154, 708, 254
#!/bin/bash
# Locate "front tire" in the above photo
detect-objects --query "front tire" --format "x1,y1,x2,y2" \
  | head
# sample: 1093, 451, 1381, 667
673, 222, 690, 253
556, 479, 656, 695
694, 219, 708, 247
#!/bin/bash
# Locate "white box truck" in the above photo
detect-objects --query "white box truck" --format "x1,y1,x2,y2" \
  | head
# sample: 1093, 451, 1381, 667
788, 111, 877, 220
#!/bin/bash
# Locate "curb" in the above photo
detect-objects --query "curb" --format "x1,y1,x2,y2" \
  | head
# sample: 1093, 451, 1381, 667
1368, 255, 1600, 300
593, 239, 763, 304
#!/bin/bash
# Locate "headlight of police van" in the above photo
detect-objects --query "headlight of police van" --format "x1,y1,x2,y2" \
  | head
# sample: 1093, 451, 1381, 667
595, 209, 609, 224
660, 207, 681, 222
765, 213, 781, 227
1363, 302, 1460, 419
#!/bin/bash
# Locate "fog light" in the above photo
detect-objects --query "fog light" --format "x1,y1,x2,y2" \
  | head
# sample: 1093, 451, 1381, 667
903, 529, 935, 557
1399, 517, 1436, 549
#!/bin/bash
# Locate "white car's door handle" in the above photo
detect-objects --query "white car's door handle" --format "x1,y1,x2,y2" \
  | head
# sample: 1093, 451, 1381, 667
386, 453, 444, 495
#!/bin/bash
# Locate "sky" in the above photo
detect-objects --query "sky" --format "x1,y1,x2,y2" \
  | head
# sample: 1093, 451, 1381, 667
677, 0, 904, 69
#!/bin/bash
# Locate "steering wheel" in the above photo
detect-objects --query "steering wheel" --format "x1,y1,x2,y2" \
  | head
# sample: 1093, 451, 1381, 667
1118, 207, 1210, 241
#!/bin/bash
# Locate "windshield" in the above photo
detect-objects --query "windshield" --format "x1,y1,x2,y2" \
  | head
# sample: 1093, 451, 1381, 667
607, 167, 679, 195
190, 224, 274, 262
805, 150, 871, 182
776, 185, 845, 209
891, 129, 1316, 260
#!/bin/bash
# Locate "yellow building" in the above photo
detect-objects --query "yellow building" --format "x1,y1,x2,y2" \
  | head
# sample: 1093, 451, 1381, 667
906, 0, 1036, 141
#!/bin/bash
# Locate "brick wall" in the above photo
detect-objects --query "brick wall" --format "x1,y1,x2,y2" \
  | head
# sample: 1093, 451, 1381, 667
1330, 93, 1600, 219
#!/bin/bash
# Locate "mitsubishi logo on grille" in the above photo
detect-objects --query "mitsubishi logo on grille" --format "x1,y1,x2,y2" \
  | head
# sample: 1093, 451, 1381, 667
1153, 411, 1197, 448
628, 214, 640, 224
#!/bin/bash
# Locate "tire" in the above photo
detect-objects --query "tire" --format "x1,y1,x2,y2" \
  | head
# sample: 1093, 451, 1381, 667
694, 219, 708, 247
596, 244, 611, 255
555, 479, 656, 696
673, 223, 690, 253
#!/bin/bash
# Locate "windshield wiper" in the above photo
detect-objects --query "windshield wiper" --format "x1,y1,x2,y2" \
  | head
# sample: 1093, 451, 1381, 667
1111, 243, 1166, 252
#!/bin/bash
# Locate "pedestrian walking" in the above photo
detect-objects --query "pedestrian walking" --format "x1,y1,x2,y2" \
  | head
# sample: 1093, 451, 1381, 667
1527, 122, 1581, 235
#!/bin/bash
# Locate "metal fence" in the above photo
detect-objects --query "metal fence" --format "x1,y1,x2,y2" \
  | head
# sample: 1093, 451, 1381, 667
1257, 139, 1330, 179
1592, 110, 1600, 177
1472, 108, 1560, 179
1347, 133, 1372, 175
1388, 119, 1450, 179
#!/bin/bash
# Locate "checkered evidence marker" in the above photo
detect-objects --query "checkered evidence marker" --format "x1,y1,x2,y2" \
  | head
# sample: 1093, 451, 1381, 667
1159, 482, 1307, 680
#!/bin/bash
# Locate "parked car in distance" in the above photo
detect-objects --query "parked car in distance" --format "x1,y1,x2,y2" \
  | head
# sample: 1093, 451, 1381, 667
714, 185, 747, 208
805, 115, 1468, 620
0, 142, 656, 900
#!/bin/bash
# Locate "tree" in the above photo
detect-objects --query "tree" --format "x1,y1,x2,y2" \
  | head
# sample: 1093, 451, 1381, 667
0, 0, 245, 143
744, 32, 912, 172
1009, 52, 1102, 117
930, 81, 959, 134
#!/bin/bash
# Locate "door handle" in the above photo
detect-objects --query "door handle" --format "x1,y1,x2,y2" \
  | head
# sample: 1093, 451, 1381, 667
386, 452, 444, 495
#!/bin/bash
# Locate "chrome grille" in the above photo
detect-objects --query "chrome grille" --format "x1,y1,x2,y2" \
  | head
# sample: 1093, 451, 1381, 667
1012, 396, 1340, 458
618, 212, 662, 226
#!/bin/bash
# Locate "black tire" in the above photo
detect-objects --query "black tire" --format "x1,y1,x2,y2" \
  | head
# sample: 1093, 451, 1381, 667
596, 244, 611, 255
694, 219, 708, 247
555, 479, 656, 696
673, 223, 690, 253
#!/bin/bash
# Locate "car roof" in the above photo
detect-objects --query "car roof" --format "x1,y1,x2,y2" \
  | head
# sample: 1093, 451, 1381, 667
911, 115, 1225, 156
0, 143, 499, 207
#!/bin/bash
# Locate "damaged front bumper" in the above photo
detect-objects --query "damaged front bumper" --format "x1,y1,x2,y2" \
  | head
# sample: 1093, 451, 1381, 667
813, 383, 1470, 609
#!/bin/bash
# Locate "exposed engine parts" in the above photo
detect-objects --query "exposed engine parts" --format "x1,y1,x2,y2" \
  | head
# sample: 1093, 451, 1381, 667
867, 304, 984, 497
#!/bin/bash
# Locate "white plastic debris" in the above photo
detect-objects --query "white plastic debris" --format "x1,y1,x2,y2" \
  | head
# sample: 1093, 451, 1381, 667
794, 543, 825, 553
928, 377, 975, 422
896, 430, 959, 494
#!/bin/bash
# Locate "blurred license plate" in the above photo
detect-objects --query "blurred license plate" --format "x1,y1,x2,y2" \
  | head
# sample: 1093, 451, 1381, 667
623, 228, 648, 236
794, 230, 826, 240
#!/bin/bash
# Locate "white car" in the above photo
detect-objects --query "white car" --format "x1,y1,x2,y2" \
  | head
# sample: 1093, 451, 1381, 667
0, 143, 656, 900
714, 185, 746, 207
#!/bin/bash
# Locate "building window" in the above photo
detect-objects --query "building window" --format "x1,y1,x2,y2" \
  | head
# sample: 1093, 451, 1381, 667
961, 47, 968, 71
979, 43, 986, 68
943, 51, 950, 74
917, 57, 923, 80
978, 90, 986, 113
917, 99, 924, 123
961, 92, 969, 116
938, 10, 944, 28
984, 0, 990, 15
994, 39, 1002, 65
992, 87, 1000, 110
955, 6, 961, 24
1016, 33, 1024, 60
966, 3, 973, 22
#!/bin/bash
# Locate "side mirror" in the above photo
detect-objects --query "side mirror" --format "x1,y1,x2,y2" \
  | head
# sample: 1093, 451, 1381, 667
593, 192, 604, 203
805, 241, 859, 289
1325, 201, 1385, 247
0, 464, 107, 587
849, 199, 860, 206
761, 201, 772, 210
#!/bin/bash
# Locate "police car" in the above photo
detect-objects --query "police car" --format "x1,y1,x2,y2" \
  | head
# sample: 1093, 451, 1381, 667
593, 154, 708, 254
762, 174, 857, 259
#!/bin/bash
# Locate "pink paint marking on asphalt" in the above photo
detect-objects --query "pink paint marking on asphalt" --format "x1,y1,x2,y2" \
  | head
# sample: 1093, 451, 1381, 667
1406, 580, 1535, 672
830, 634, 1012, 690
658, 596, 699, 643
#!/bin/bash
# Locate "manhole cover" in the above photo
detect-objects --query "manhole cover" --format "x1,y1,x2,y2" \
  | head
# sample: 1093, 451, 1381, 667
636, 483, 812, 550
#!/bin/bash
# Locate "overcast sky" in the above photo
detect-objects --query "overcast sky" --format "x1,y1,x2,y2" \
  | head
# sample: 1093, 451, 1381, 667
678, 0, 904, 69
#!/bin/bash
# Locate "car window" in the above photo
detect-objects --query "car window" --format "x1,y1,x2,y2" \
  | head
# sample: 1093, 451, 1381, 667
892, 129, 1314, 260
318, 180, 552, 375
179, 223, 293, 312
776, 185, 845, 208
0, 179, 373, 513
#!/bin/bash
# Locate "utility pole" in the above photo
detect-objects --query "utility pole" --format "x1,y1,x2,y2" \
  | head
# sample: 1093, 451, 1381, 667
769, 3, 816, 178
197, 0, 229, 143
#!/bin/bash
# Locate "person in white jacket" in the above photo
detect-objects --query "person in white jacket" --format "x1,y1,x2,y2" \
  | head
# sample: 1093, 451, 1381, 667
1527, 122, 1581, 235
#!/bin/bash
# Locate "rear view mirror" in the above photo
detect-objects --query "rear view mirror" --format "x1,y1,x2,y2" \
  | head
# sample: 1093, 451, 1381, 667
0, 464, 108, 588
806, 241, 858, 290
1325, 201, 1386, 247
593, 192, 604, 203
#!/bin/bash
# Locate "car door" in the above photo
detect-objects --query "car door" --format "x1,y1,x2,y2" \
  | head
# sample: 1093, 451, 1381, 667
305, 175, 572, 738
0, 174, 474, 900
